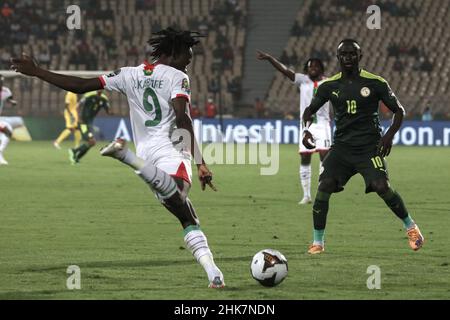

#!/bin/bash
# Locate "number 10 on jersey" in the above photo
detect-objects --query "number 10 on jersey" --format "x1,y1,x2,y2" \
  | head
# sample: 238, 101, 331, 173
347, 100, 357, 114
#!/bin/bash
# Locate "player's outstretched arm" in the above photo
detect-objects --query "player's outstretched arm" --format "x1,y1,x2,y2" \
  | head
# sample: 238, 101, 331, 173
7, 97, 17, 106
173, 97, 217, 192
10, 53, 102, 94
256, 50, 295, 82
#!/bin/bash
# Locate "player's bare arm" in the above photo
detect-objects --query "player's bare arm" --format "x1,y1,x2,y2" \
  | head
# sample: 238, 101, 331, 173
301, 83, 328, 149
302, 106, 316, 149
7, 97, 17, 106
172, 96, 217, 191
256, 50, 295, 82
10, 53, 102, 94
378, 105, 405, 158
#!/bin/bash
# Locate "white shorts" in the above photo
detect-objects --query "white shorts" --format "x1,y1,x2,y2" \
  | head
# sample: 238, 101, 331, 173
137, 141, 193, 185
299, 122, 332, 154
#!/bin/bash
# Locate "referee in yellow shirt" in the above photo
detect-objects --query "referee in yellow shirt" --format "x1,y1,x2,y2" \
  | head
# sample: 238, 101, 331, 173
54, 91, 81, 149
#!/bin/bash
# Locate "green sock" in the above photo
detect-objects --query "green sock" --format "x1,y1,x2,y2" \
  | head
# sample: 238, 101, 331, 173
183, 224, 200, 236
402, 215, 415, 230
313, 229, 325, 245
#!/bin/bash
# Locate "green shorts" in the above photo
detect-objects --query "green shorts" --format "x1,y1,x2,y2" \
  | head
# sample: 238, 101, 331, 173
320, 143, 389, 193
79, 124, 94, 142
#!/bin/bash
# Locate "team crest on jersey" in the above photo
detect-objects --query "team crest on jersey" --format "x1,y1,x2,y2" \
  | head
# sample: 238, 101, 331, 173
360, 87, 371, 97
182, 78, 190, 93
143, 64, 155, 76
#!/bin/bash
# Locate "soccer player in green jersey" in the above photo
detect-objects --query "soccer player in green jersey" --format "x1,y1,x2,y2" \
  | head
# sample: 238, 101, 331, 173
302, 39, 424, 254
69, 90, 111, 164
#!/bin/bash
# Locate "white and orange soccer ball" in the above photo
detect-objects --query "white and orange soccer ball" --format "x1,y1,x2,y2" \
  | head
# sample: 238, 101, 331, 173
250, 249, 288, 287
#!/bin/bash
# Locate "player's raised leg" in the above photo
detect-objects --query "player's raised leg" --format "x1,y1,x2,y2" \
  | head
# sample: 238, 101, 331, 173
371, 179, 424, 251
101, 139, 225, 287
54, 128, 71, 149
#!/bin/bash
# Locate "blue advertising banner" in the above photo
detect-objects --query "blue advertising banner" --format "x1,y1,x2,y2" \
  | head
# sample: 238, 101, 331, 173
93, 117, 450, 147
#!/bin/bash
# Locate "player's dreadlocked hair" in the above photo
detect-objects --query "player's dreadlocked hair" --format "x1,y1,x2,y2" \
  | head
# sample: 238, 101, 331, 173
148, 27, 203, 59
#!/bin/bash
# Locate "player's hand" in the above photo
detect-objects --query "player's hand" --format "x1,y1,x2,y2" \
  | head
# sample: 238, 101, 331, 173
10, 53, 40, 77
256, 50, 272, 61
302, 130, 316, 149
198, 164, 217, 192
378, 133, 393, 157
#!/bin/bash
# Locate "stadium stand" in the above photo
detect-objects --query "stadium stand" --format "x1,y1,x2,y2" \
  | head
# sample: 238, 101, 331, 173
0, 0, 247, 117
1, 0, 448, 119
265, 0, 450, 119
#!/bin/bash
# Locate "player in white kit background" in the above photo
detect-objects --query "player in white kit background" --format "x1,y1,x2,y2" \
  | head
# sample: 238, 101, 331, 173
0, 74, 18, 165
257, 51, 332, 204
10, 28, 225, 288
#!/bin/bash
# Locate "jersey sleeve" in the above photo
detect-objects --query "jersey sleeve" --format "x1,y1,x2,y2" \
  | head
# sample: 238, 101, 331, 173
99, 68, 128, 94
308, 82, 330, 113
171, 72, 191, 102
378, 81, 402, 113
293, 73, 309, 85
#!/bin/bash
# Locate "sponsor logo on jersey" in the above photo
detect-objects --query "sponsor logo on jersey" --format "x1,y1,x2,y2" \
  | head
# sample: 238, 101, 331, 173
332, 90, 340, 98
361, 87, 371, 97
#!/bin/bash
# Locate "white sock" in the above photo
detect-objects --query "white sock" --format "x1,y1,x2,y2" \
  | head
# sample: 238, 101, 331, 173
120, 149, 145, 170
136, 162, 178, 199
184, 229, 223, 282
319, 160, 323, 177
0, 134, 10, 153
300, 164, 311, 199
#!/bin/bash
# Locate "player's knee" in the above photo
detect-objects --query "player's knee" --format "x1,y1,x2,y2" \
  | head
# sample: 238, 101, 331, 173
165, 191, 187, 208
88, 139, 96, 146
300, 153, 312, 165
318, 178, 337, 193
371, 179, 390, 195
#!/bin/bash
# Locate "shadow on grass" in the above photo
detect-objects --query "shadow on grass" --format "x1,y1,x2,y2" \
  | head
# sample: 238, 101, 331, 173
20, 256, 253, 274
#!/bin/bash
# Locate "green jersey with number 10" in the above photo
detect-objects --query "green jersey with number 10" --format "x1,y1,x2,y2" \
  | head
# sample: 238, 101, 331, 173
308, 69, 403, 148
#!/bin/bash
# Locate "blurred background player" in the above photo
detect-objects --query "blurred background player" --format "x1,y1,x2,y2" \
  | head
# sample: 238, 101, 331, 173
0, 74, 18, 165
69, 90, 110, 164
256, 51, 331, 204
53, 91, 81, 150
54, 91, 81, 149
10, 27, 225, 289
302, 39, 424, 254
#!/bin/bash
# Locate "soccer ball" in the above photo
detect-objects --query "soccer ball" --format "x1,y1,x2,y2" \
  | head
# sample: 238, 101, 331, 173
250, 249, 288, 287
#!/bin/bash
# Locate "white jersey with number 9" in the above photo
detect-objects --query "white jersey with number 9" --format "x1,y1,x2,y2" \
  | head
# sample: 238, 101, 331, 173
100, 61, 191, 154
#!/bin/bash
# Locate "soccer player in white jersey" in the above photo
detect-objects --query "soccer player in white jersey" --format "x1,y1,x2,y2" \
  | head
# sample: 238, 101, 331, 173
10, 28, 225, 288
0, 74, 18, 165
257, 51, 332, 204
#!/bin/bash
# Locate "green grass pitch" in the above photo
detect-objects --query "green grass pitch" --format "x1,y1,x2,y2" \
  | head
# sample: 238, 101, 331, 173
0, 141, 449, 299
